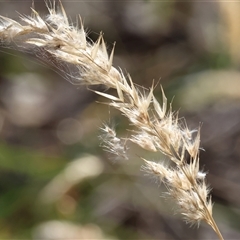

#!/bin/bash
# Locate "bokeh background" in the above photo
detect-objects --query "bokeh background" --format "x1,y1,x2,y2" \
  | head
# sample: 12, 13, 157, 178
0, 0, 240, 239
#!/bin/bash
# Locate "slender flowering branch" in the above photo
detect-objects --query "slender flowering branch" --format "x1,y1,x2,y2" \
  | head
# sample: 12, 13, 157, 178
0, 1, 223, 239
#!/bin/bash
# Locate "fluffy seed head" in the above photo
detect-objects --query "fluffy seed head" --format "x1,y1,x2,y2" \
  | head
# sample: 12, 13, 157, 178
0, 3, 223, 239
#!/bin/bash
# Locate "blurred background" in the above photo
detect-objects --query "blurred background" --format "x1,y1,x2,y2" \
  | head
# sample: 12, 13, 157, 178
0, 0, 240, 239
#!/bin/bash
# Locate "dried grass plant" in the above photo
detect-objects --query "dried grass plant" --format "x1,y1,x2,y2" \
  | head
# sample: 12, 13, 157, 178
0, 1, 223, 239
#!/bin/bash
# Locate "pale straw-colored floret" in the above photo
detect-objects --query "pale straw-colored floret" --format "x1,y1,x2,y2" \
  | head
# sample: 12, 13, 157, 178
131, 131, 157, 152
142, 158, 212, 226
99, 124, 129, 161
0, 2, 223, 239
